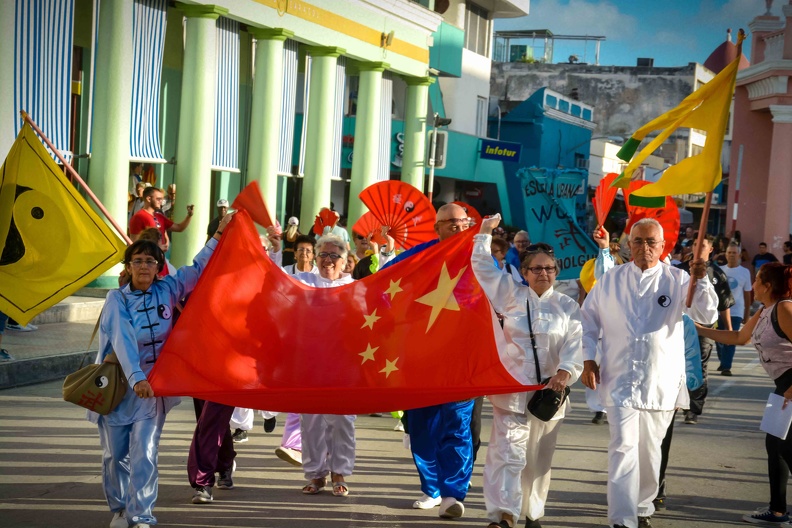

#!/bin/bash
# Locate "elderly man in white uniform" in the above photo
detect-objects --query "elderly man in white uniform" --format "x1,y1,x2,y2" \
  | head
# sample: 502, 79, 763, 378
580, 218, 718, 528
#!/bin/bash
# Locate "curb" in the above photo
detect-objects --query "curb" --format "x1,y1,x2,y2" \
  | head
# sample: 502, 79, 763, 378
0, 351, 97, 390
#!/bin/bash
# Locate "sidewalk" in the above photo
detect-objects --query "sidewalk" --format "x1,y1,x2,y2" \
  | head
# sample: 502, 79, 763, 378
0, 351, 772, 528
0, 296, 104, 389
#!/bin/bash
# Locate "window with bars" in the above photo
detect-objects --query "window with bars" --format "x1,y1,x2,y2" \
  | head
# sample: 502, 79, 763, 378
464, 1, 490, 56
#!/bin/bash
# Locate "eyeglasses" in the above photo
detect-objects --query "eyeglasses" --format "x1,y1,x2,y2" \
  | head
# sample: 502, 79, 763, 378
354, 234, 366, 240
524, 266, 557, 275
317, 252, 343, 261
437, 217, 472, 227
514, 239, 531, 246
631, 238, 661, 248
295, 248, 314, 254
130, 259, 158, 268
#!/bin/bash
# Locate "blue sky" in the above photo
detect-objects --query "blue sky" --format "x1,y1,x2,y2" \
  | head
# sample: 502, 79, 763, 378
494, 0, 785, 67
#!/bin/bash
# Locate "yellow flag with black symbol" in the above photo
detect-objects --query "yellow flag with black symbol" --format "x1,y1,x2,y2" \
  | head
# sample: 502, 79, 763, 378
0, 123, 126, 325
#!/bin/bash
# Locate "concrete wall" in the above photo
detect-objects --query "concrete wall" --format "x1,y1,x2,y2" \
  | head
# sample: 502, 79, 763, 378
439, 49, 492, 135
490, 62, 700, 138
727, 86, 774, 246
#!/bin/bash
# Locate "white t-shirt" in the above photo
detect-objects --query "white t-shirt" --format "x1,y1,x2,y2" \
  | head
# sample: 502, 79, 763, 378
323, 225, 350, 245
721, 264, 752, 317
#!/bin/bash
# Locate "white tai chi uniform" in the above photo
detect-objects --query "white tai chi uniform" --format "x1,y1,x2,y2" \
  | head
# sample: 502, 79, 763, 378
295, 271, 357, 480
472, 235, 583, 523
581, 261, 717, 528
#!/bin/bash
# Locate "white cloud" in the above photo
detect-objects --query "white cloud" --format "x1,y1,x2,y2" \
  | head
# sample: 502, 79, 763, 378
495, 0, 638, 41
652, 30, 699, 51
698, 0, 782, 25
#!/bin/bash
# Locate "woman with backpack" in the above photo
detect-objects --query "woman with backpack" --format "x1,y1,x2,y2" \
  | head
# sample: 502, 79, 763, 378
696, 262, 792, 525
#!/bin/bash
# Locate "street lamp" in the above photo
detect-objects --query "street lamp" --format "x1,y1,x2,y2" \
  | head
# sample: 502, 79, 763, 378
427, 112, 452, 203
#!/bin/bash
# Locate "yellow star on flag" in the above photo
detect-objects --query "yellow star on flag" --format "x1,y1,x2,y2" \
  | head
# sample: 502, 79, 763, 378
415, 262, 467, 333
361, 309, 381, 330
359, 343, 379, 365
379, 358, 399, 378
385, 278, 404, 300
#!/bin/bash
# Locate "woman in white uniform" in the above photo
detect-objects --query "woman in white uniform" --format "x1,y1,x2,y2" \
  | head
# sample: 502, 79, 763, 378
472, 215, 583, 528
293, 234, 357, 497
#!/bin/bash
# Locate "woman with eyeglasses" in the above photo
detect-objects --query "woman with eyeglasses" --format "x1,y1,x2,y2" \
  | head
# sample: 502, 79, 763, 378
351, 227, 396, 280
90, 213, 234, 528
473, 215, 583, 528
287, 233, 357, 497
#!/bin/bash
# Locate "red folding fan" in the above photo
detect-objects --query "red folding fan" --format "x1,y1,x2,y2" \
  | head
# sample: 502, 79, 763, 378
624, 181, 680, 261
312, 207, 338, 236
352, 212, 387, 245
358, 181, 436, 250
592, 173, 619, 226
232, 181, 275, 228
452, 201, 482, 227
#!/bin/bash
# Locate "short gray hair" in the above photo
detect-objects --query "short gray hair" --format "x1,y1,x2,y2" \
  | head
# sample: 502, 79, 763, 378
315, 234, 348, 259
630, 218, 664, 241
514, 230, 530, 241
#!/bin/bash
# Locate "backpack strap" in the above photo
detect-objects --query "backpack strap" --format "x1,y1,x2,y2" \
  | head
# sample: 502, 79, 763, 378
771, 301, 792, 343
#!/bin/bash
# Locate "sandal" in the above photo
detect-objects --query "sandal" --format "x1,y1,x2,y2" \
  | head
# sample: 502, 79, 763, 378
332, 481, 349, 497
301, 477, 326, 495
487, 521, 512, 528
331, 473, 349, 497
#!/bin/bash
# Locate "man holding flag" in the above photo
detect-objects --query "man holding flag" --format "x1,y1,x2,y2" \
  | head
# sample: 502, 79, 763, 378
580, 218, 718, 528
582, 31, 744, 526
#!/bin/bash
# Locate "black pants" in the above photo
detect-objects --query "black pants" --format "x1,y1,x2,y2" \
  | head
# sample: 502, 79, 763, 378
193, 398, 205, 422
656, 409, 678, 499
768, 369, 792, 512
471, 396, 484, 463
688, 336, 714, 415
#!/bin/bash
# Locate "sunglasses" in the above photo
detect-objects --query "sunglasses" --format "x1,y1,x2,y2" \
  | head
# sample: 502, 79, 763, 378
526, 243, 554, 254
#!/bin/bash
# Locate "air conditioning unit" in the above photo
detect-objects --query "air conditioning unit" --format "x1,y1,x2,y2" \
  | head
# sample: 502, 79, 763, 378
575, 157, 590, 169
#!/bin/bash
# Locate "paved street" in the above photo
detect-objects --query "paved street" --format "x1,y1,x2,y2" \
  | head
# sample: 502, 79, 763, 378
0, 347, 776, 528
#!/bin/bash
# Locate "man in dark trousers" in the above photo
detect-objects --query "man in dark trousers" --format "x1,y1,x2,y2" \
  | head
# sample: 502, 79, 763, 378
675, 234, 735, 424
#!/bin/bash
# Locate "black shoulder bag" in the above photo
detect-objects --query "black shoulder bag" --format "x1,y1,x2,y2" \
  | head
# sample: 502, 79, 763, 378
526, 296, 570, 421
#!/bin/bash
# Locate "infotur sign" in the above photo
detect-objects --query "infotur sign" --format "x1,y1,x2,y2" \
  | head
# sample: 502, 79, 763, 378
480, 139, 522, 162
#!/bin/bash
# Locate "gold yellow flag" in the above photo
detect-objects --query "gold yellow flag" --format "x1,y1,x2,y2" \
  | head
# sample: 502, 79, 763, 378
611, 54, 740, 199
0, 123, 126, 325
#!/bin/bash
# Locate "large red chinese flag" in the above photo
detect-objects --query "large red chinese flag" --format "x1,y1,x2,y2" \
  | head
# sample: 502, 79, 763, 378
148, 211, 535, 414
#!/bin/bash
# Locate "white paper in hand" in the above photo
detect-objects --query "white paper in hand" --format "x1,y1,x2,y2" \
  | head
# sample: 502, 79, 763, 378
760, 393, 792, 440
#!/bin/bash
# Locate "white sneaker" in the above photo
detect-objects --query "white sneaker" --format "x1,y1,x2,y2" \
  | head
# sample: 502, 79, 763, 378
6, 322, 37, 332
438, 497, 465, 518
109, 510, 126, 528
393, 420, 404, 432
275, 446, 303, 467
412, 493, 441, 509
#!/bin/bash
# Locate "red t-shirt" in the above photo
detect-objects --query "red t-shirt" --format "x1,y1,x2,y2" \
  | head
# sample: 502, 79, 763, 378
129, 209, 174, 238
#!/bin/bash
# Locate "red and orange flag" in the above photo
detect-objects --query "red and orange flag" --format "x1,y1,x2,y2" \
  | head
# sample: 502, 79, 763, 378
148, 210, 535, 414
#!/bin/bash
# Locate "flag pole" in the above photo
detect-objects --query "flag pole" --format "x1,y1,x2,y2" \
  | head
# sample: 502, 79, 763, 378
685, 192, 713, 307
20, 111, 132, 245
685, 28, 745, 308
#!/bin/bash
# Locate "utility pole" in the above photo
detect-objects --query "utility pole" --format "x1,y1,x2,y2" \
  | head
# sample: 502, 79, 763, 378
427, 112, 452, 203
